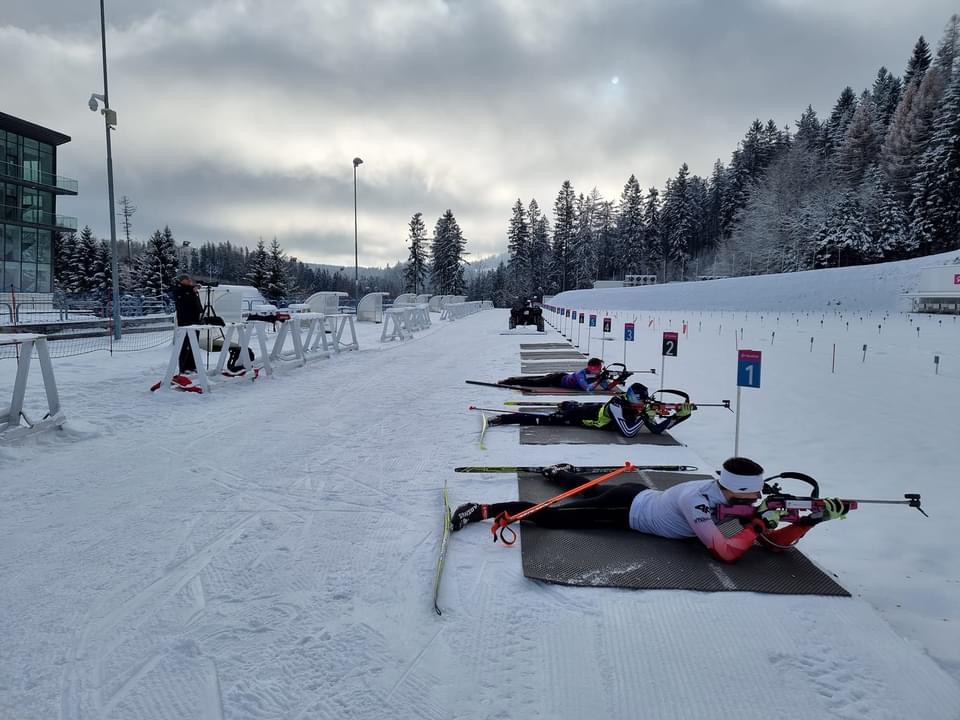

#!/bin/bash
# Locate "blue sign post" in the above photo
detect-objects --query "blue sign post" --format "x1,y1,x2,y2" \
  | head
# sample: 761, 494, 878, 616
623, 321, 635, 365
587, 314, 597, 354
735, 349, 762, 455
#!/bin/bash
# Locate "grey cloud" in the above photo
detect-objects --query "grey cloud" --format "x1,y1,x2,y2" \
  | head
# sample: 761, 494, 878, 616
5, 0, 958, 266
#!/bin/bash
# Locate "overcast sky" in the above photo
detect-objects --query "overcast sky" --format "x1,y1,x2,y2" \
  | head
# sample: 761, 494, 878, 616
3, 1, 957, 268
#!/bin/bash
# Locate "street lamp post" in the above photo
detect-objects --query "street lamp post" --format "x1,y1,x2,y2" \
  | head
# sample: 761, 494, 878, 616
352, 157, 363, 304
90, 0, 121, 340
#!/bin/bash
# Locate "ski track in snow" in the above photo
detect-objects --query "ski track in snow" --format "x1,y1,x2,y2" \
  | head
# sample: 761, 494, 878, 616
2, 299, 960, 719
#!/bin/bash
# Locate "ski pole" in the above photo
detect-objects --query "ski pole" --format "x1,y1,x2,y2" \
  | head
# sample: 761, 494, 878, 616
490, 463, 635, 545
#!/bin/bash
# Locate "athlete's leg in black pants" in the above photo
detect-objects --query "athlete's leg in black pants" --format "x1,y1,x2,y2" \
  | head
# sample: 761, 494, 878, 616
499, 372, 567, 387
487, 482, 649, 530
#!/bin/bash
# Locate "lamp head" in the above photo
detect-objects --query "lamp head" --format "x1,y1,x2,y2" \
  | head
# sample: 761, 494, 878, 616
88, 95, 99, 112
353, 157, 364, 167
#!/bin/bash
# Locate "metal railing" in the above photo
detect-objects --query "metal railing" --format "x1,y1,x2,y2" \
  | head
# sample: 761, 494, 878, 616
0, 159, 78, 193
0, 203, 77, 230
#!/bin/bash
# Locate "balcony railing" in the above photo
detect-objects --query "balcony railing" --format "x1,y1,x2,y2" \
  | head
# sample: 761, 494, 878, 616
0, 160, 79, 194
0, 203, 77, 230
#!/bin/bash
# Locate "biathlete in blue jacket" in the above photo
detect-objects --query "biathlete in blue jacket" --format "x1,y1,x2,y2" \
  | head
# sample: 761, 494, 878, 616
499, 358, 619, 391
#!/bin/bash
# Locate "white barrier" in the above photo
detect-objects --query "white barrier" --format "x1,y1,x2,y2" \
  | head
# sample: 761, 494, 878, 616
0, 333, 65, 439
441, 301, 484, 320
160, 321, 271, 393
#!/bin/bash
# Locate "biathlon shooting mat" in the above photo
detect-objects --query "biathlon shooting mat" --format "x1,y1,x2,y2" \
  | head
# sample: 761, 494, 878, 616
518, 421, 681, 446
519, 352, 588, 361
521, 362, 587, 374
520, 343, 574, 350
516, 470, 849, 596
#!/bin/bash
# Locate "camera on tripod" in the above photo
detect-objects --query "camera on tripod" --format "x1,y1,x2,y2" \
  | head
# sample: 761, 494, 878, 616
196, 280, 220, 288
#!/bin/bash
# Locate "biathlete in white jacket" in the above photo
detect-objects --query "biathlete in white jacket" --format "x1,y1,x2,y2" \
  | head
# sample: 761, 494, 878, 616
450, 457, 850, 563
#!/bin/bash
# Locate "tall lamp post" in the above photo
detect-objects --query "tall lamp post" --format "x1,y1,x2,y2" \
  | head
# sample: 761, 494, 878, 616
89, 0, 121, 340
352, 157, 363, 303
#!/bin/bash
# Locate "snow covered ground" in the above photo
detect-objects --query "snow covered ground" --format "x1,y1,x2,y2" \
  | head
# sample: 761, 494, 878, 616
2, 267, 960, 718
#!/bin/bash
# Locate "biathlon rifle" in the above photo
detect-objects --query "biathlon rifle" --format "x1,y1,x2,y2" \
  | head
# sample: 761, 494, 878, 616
454, 463, 699, 473
648, 389, 732, 415
714, 471, 927, 524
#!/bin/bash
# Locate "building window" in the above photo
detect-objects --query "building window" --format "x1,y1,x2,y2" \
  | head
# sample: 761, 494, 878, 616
3, 224, 20, 262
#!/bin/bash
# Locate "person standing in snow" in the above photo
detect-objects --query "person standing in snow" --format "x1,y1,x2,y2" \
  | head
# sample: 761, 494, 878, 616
487, 382, 693, 436
499, 357, 620, 392
174, 274, 204, 373
450, 457, 850, 564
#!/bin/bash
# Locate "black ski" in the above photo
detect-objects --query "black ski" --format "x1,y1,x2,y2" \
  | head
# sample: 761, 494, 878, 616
454, 464, 698, 474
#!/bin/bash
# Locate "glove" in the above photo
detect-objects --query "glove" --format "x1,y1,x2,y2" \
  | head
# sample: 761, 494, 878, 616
543, 463, 575, 478
819, 498, 850, 521
644, 403, 660, 420
676, 402, 694, 418
755, 499, 788, 530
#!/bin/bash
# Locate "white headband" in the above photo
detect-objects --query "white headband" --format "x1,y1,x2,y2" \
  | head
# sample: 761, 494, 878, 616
718, 467, 764, 493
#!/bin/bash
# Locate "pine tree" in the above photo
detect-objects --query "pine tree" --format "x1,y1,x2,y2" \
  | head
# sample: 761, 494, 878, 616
403, 212, 429, 294
68, 225, 99, 295
264, 237, 289, 300
861, 166, 914, 260
527, 199, 551, 297
838, 101, 881, 187
935, 15, 960, 80
52, 231, 74, 293
245, 238, 268, 290
429, 210, 467, 294
871, 67, 903, 127
794, 105, 824, 153
814, 192, 872, 267
570, 191, 597, 289
135, 228, 179, 296
550, 181, 576, 291
506, 199, 531, 297
825, 86, 859, 154
910, 58, 960, 254
881, 68, 947, 208
904, 36, 932, 88
592, 196, 616, 282
643, 187, 663, 279
705, 159, 727, 248
615, 175, 644, 277
663, 164, 695, 279
90, 240, 113, 299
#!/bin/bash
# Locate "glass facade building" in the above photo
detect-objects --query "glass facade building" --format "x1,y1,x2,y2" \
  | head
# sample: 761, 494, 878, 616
0, 112, 77, 294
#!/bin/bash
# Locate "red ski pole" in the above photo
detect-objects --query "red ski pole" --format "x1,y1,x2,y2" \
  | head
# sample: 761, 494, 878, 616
490, 462, 636, 545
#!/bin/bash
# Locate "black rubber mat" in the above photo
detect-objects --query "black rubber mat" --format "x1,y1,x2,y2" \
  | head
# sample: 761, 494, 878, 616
520, 352, 588, 361
518, 422, 681, 446
517, 470, 849, 596
520, 343, 573, 349
521, 362, 586, 373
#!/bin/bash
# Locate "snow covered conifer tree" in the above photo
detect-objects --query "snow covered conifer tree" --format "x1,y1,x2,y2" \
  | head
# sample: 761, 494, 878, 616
814, 192, 872, 267
136, 228, 179, 296
506, 199, 531, 297
826, 87, 859, 155
910, 58, 960, 254
245, 238, 268, 290
838, 102, 881, 187
264, 237, 289, 301
861, 166, 914, 260
881, 68, 947, 208
429, 210, 467, 295
872, 67, 903, 128
550, 181, 576, 291
403, 212, 429, 294
616, 175, 644, 278
904, 36, 933, 88
642, 187, 664, 279
934, 15, 960, 81
90, 240, 113, 300
527, 199, 551, 296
